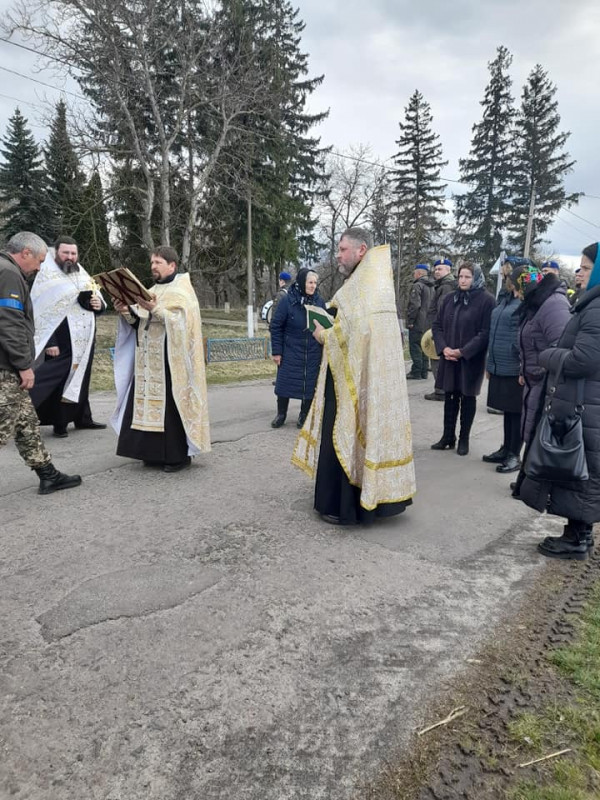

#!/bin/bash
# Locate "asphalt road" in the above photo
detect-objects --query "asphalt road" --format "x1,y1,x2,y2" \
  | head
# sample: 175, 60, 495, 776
0, 375, 556, 800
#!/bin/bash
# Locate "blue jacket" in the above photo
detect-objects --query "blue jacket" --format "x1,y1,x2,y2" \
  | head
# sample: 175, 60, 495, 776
270, 285, 326, 400
486, 292, 521, 377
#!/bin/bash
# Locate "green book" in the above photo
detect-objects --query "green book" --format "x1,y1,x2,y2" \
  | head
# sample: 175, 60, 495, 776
306, 304, 334, 332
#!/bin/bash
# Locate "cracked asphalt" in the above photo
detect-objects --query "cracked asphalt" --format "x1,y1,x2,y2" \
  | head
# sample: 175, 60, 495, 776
0, 375, 555, 799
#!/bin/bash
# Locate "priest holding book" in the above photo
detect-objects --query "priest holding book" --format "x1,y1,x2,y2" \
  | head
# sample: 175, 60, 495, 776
292, 228, 416, 525
111, 246, 210, 472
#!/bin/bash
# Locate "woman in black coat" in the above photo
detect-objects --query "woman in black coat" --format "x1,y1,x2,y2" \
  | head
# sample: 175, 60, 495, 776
431, 263, 495, 455
270, 268, 326, 429
520, 242, 600, 560
482, 279, 522, 473
510, 266, 571, 498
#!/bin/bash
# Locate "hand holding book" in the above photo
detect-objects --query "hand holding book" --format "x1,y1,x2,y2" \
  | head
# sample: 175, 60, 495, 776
305, 304, 334, 332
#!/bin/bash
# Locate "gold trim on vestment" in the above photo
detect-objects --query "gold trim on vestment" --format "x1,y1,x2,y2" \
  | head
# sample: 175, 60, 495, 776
292, 244, 417, 510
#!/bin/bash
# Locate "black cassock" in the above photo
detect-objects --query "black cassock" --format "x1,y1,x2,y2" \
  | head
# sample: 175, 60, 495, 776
314, 368, 412, 525
30, 301, 100, 430
116, 328, 188, 466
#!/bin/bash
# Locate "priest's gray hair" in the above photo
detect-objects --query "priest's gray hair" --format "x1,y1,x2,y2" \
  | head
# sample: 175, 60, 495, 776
6, 232, 48, 256
340, 227, 373, 250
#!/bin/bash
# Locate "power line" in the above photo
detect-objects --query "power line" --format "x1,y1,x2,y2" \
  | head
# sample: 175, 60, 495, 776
0, 64, 84, 100
563, 206, 600, 232
0, 91, 38, 110
555, 212, 594, 240
0, 36, 71, 68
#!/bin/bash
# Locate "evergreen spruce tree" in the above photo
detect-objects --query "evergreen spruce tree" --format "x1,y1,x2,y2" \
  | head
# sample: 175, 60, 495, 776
44, 99, 85, 240
74, 170, 112, 274
0, 108, 50, 239
391, 90, 447, 305
197, 0, 328, 300
508, 65, 576, 252
455, 46, 515, 269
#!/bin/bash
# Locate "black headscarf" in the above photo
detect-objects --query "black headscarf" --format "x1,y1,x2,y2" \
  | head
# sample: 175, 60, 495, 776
454, 265, 486, 306
292, 268, 319, 304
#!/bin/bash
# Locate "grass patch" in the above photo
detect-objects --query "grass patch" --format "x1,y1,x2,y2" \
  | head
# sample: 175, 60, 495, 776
506, 580, 600, 800
91, 312, 275, 392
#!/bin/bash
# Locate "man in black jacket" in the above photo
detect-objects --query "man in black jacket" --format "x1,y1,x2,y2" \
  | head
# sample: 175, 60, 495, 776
425, 258, 456, 400
0, 232, 81, 494
406, 263, 434, 379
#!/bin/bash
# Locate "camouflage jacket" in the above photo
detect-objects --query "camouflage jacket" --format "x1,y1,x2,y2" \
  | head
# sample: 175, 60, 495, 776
0, 252, 35, 374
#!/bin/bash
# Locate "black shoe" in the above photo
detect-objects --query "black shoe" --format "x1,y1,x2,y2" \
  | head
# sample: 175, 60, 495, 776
320, 513, 342, 525
35, 462, 82, 495
424, 392, 444, 401
75, 421, 107, 430
487, 407, 504, 415
510, 481, 517, 491
163, 457, 191, 473
406, 374, 425, 380
53, 427, 68, 438
431, 437, 456, 450
421, 374, 429, 379
537, 536, 588, 561
482, 446, 507, 463
297, 413, 307, 429
271, 414, 286, 428
496, 455, 521, 473
456, 439, 469, 456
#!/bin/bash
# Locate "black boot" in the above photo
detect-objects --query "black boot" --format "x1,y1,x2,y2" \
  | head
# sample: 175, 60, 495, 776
538, 524, 588, 561
35, 463, 82, 495
482, 446, 507, 463
457, 395, 476, 457
496, 453, 521, 473
297, 398, 311, 429
272, 396, 289, 428
431, 393, 460, 450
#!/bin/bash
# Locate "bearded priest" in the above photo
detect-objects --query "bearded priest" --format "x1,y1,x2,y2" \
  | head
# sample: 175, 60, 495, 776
112, 246, 211, 472
292, 228, 416, 525
30, 236, 107, 437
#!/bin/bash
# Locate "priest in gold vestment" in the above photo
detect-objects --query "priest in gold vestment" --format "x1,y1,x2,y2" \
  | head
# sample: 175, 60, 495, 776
111, 246, 210, 472
292, 228, 416, 524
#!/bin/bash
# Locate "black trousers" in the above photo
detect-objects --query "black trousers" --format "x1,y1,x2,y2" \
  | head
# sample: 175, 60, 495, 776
503, 411, 522, 456
408, 329, 428, 378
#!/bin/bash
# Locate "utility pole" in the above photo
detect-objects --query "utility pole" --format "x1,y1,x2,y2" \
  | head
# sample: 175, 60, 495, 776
396, 215, 404, 311
246, 190, 254, 338
523, 181, 536, 259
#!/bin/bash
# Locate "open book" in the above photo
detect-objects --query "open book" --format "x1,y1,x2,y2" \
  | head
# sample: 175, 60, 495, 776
306, 304, 334, 332
95, 267, 153, 306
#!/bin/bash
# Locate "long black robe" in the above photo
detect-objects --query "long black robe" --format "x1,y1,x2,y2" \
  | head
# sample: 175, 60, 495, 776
30, 315, 96, 429
116, 346, 188, 466
314, 368, 412, 525
115, 273, 188, 466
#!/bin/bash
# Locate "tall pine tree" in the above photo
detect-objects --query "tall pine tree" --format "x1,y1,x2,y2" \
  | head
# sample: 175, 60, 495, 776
74, 170, 112, 274
508, 64, 576, 252
391, 90, 447, 307
455, 46, 515, 269
0, 108, 50, 239
44, 99, 85, 241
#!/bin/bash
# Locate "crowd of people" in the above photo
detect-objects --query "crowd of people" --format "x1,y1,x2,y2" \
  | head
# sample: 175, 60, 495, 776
1, 227, 599, 560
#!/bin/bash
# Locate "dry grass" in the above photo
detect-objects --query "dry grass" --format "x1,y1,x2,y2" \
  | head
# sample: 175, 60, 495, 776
91, 313, 275, 392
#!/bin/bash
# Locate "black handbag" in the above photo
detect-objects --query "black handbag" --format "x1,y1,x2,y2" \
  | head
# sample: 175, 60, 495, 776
525, 350, 588, 483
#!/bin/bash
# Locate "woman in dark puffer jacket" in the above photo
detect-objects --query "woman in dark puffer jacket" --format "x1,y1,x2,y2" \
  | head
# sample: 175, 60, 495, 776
520, 242, 600, 560
270, 268, 326, 429
510, 266, 571, 498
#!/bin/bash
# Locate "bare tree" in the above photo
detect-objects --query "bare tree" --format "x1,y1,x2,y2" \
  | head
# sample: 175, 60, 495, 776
315, 145, 387, 298
6, 0, 276, 269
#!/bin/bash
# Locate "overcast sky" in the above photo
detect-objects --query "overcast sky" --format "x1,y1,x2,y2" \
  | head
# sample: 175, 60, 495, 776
0, 0, 599, 258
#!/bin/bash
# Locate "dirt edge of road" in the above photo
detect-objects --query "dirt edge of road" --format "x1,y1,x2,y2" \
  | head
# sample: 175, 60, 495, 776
358, 547, 600, 800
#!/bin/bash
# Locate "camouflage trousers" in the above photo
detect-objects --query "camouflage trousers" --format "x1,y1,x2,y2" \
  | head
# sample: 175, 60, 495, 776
0, 370, 51, 469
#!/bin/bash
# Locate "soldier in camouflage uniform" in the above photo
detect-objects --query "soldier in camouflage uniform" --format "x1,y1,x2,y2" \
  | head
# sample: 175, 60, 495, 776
0, 232, 82, 494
